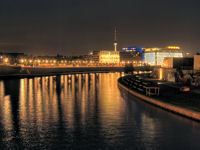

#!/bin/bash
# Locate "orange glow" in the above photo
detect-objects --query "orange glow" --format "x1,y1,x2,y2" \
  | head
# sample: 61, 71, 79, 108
159, 68, 163, 80
4, 58, 8, 63
167, 46, 180, 50
20, 59, 24, 63
99, 50, 120, 64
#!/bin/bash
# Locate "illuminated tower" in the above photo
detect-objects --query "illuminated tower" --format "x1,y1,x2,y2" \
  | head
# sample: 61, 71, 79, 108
114, 27, 118, 51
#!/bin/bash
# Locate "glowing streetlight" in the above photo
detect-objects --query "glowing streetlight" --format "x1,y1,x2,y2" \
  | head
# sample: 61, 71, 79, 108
20, 59, 24, 63
4, 58, 8, 63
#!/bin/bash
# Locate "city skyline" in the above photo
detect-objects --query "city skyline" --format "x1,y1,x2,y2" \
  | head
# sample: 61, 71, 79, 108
1, 1, 200, 149
0, 0, 200, 56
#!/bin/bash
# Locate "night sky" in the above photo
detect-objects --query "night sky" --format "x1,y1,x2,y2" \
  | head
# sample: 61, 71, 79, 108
0, 0, 200, 56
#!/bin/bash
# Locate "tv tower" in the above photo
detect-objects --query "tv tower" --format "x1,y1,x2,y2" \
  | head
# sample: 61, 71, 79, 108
114, 27, 118, 51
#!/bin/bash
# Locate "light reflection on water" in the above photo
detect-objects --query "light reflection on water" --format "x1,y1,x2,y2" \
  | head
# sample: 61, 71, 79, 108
0, 73, 200, 149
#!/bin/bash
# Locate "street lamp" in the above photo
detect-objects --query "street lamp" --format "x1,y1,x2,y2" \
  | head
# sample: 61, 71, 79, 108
4, 58, 8, 63
20, 59, 24, 63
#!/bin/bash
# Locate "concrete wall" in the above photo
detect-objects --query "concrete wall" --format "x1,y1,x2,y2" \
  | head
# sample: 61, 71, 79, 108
118, 81, 200, 121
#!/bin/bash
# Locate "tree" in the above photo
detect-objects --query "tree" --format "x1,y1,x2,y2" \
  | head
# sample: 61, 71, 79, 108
124, 63, 134, 74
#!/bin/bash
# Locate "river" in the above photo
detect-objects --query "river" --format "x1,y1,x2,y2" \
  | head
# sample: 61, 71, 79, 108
0, 73, 200, 149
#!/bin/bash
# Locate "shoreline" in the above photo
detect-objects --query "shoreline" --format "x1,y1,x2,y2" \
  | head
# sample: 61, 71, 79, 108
0, 71, 110, 79
0, 65, 152, 79
118, 78, 200, 122
0, 66, 125, 79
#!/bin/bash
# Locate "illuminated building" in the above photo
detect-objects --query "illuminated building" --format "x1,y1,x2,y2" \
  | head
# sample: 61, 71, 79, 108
98, 28, 120, 64
99, 50, 120, 64
0, 52, 25, 65
120, 47, 144, 64
162, 55, 200, 70
122, 47, 144, 53
89, 50, 99, 63
144, 46, 183, 66
162, 57, 193, 69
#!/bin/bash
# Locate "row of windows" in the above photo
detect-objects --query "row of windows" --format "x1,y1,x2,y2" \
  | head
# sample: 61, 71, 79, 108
144, 52, 183, 65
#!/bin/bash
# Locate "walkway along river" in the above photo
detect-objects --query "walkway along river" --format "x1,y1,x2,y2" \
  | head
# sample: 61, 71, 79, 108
118, 75, 200, 121
0, 73, 200, 149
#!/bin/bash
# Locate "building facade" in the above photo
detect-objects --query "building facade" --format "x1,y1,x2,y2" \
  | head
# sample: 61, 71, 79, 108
144, 46, 183, 66
99, 50, 120, 64
89, 50, 99, 63
162, 57, 194, 70
120, 47, 144, 64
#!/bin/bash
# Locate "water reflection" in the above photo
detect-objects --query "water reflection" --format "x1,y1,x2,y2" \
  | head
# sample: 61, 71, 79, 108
0, 73, 200, 149
0, 81, 13, 149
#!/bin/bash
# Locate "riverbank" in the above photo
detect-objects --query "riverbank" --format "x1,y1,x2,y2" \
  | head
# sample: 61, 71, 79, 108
0, 65, 153, 79
0, 65, 125, 79
118, 75, 200, 121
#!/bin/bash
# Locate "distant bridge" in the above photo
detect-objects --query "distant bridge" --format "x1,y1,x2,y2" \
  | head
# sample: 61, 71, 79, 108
0, 65, 153, 79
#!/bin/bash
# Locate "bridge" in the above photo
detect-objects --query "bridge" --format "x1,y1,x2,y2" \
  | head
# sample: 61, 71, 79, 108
0, 65, 153, 79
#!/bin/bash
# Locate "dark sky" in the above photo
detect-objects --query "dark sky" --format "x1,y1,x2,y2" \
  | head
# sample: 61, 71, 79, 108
0, 0, 200, 56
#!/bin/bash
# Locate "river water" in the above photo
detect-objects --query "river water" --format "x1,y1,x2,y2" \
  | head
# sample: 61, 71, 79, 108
0, 73, 200, 150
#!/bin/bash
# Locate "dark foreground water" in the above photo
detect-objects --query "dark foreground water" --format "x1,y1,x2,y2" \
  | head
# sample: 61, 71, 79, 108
0, 73, 200, 150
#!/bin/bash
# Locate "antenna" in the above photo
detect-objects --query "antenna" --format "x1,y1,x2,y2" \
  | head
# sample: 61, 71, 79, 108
114, 27, 118, 51
114, 27, 117, 41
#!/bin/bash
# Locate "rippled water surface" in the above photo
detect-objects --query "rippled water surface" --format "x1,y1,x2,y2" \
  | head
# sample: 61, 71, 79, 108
0, 73, 200, 149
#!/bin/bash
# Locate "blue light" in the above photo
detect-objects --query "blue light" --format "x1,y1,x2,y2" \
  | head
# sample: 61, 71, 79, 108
122, 47, 144, 53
